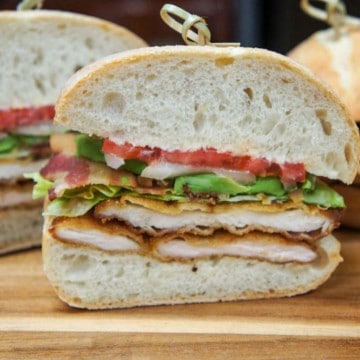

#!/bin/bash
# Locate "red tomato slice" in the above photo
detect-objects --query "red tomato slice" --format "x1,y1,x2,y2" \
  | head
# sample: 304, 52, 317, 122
102, 141, 160, 162
0, 105, 55, 131
161, 149, 273, 175
102, 139, 306, 182
280, 163, 306, 183
162, 148, 238, 169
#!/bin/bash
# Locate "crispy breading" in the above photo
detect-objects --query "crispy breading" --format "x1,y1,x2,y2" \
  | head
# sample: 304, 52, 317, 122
94, 195, 341, 241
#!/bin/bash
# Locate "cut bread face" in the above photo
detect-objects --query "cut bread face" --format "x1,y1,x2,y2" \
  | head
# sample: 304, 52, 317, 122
0, 205, 43, 255
0, 10, 147, 109
55, 46, 359, 184
43, 226, 342, 310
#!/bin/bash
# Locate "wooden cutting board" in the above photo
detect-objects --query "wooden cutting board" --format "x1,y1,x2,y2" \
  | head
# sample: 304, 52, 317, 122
1, 229, 359, 359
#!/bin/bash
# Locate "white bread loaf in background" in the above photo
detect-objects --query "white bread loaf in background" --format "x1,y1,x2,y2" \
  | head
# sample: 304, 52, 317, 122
43, 225, 342, 309
288, 28, 360, 228
288, 28, 360, 122
55, 46, 359, 184
0, 10, 147, 109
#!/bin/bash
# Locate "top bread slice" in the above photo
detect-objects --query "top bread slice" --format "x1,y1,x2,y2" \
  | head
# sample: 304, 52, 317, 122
288, 28, 360, 122
55, 45, 360, 184
0, 10, 147, 109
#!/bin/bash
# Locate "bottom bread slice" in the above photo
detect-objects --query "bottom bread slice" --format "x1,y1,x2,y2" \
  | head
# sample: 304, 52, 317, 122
43, 225, 342, 309
0, 206, 43, 255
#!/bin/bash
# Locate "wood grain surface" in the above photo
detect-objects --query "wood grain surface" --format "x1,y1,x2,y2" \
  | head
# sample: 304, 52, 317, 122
0, 229, 359, 358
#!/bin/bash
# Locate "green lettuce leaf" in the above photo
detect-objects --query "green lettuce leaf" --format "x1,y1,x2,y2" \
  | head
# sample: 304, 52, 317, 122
174, 173, 248, 195
18, 134, 49, 146
303, 178, 345, 208
44, 184, 125, 216
30, 163, 345, 217
302, 173, 316, 191
246, 176, 286, 196
122, 159, 147, 175
0, 135, 18, 153
44, 185, 184, 217
63, 184, 124, 200
45, 196, 106, 217
0, 134, 49, 159
75, 134, 147, 174
24, 173, 53, 199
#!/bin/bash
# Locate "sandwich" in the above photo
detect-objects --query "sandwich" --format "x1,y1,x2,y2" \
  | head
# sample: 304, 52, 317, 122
0, 10, 146, 254
32, 46, 360, 309
288, 27, 360, 228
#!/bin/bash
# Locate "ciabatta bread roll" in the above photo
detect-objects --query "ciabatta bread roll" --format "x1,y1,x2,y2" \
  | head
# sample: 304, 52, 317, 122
288, 28, 360, 122
289, 27, 360, 229
34, 46, 359, 308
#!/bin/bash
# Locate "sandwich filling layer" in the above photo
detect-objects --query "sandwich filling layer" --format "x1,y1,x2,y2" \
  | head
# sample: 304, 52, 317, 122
94, 196, 338, 241
0, 106, 62, 212
0, 105, 56, 187
50, 216, 317, 263
0, 105, 55, 164
33, 134, 345, 264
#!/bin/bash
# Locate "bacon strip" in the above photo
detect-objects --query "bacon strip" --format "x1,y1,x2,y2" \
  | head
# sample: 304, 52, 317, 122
41, 153, 90, 186
40, 154, 167, 198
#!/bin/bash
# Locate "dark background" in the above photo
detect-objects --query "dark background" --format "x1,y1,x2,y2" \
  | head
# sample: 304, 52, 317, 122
1, 0, 360, 54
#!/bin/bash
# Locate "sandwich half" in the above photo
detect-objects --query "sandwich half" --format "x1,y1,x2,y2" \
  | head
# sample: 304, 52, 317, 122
34, 46, 360, 309
0, 10, 146, 254
288, 27, 360, 228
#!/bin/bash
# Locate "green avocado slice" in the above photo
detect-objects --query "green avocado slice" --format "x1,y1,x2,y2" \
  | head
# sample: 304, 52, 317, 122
75, 134, 105, 163
174, 174, 286, 197
303, 178, 345, 208
75, 134, 147, 174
